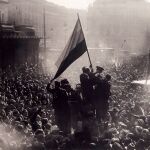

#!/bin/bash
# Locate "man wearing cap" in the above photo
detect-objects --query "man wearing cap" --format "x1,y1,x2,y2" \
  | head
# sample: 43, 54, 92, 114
93, 66, 104, 99
94, 66, 104, 80
94, 66, 111, 122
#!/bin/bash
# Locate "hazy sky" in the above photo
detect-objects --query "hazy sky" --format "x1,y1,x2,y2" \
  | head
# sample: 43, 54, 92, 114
46, 0, 95, 9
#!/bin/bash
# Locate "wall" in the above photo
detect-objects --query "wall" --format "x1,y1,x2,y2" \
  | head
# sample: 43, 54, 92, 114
0, 0, 8, 23
87, 0, 150, 54
8, 0, 44, 37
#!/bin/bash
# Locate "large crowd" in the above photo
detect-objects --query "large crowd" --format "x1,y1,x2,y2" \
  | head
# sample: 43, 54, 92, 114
0, 54, 150, 150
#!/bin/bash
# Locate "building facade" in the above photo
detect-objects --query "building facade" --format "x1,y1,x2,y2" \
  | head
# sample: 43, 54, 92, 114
8, 0, 44, 37
0, 0, 9, 23
7, 0, 80, 45
87, 0, 150, 54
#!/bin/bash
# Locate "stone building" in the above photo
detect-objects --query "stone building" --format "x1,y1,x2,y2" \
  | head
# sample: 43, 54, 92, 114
8, 0, 44, 37
7, 0, 80, 47
0, 0, 9, 23
87, 0, 150, 54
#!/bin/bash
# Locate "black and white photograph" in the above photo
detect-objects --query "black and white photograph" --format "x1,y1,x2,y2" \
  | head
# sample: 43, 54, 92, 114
0, 0, 150, 149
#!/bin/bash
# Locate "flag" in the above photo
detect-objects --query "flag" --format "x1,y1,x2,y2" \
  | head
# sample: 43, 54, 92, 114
53, 17, 88, 80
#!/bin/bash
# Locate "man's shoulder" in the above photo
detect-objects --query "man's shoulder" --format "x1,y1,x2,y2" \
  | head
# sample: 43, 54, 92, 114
80, 73, 87, 76
80, 73, 88, 78
59, 88, 67, 94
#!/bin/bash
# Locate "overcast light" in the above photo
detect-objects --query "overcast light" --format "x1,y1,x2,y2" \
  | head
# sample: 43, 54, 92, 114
46, 0, 95, 9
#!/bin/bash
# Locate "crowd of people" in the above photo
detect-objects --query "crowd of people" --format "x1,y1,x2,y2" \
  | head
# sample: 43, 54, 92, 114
0, 63, 55, 149
0, 53, 150, 150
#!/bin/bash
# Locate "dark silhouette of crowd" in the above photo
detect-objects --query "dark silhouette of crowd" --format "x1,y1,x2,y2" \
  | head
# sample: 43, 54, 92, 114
0, 53, 150, 150
47, 65, 111, 135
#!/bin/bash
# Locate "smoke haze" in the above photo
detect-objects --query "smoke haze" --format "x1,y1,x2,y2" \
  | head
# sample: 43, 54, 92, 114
87, 0, 150, 54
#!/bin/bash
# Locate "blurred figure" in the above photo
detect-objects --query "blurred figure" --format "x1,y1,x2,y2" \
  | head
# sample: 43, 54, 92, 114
94, 74, 111, 122
47, 80, 71, 134
63, 83, 82, 132
94, 66, 104, 80
80, 67, 94, 105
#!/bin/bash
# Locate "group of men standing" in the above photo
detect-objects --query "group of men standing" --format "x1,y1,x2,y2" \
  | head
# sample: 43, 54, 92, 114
46, 66, 111, 134
80, 66, 111, 122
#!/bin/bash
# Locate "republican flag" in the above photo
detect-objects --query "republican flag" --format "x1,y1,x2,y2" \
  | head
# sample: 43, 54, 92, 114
53, 16, 88, 80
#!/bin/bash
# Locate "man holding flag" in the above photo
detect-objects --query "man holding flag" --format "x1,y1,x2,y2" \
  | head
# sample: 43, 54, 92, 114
47, 15, 94, 134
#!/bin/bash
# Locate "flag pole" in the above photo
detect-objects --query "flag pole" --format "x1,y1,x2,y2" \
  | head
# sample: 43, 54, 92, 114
77, 13, 93, 69
86, 48, 93, 68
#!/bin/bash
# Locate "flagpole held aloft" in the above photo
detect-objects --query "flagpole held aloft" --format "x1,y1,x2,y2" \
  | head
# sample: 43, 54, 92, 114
77, 13, 93, 69
51, 15, 89, 81
86, 49, 93, 69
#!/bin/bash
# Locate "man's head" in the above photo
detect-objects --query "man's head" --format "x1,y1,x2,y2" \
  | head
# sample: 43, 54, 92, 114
82, 66, 90, 74
63, 84, 72, 92
96, 66, 104, 73
105, 74, 111, 81
54, 81, 60, 88
60, 79, 69, 85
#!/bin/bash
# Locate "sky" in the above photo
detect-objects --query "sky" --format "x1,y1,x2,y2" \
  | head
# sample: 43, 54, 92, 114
46, 0, 95, 9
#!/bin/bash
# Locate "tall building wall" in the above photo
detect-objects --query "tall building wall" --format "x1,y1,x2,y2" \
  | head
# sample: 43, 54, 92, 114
5, 0, 86, 48
87, 0, 150, 54
0, 0, 8, 23
8, 0, 44, 37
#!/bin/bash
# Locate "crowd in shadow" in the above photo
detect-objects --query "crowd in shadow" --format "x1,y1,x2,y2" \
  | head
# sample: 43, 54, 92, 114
0, 54, 149, 149
47, 66, 111, 135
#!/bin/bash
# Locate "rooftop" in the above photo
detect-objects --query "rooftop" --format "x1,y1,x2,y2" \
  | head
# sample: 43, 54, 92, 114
0, 0, 8, 3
